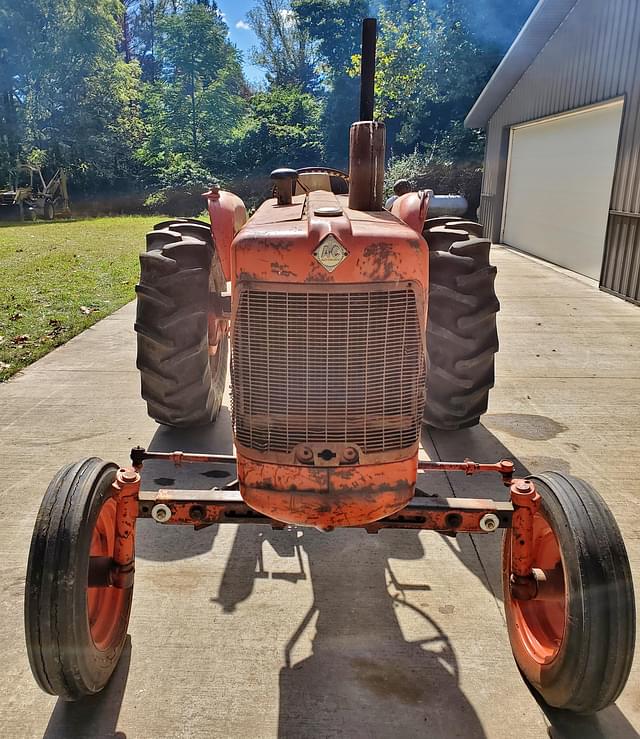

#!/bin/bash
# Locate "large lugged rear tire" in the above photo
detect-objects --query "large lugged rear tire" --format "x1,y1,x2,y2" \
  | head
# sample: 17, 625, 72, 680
424, 235, 499, 430
135, 221, 228, 427
503, 472, 635, 713
25, 458, 132, 700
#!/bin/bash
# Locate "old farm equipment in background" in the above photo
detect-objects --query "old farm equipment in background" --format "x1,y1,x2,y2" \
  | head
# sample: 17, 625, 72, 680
0, 164, 70, 220
25, 18, 634, 716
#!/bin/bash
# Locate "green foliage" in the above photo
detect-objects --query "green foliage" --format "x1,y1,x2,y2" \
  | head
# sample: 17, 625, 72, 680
293, 0, 369, 162
0, 1, 143, 188
136, 4, 247, 179
385, 149, 483, 216
248, 0, 317, 90
351, 0, 498, 164
0, 0, 536, 209
293, 0, 369, 82
232, 85, 324, 171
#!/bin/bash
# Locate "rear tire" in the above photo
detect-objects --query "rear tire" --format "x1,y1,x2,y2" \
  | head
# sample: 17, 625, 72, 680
424, 236, 499, 430
135, 222, 228, 427
25, 458, 132, 700
503, 472, 635, 713
424, 216, 464, 229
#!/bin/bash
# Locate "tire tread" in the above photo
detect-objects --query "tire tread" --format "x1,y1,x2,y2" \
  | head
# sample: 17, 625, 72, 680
424, 235, 499, 430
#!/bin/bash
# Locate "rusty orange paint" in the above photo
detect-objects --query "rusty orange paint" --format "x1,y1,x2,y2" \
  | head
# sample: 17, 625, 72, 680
504, 500, 567, 675
111, 468, 140, 586
207, 314, 228, 355
509, 479, 542, 578
87, 497, 130, 647
231, 191, 429, 288
230, 189, 429, 528
204, 187, 248, 281
238, 457, 417, 528
391, 190, 431, 235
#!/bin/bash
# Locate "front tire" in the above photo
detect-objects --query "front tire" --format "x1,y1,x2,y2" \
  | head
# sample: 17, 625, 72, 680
503, 472, 635, 713
25, 458, 133, 700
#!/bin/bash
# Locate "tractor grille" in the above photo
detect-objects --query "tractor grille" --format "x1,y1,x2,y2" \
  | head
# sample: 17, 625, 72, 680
231, 285, 426, 456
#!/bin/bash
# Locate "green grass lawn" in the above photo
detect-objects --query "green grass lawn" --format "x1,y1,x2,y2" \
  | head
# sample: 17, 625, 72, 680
0, 216, 161, 381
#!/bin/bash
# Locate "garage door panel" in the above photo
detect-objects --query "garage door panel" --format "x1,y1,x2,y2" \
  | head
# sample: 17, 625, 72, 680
502, 101, 624, 279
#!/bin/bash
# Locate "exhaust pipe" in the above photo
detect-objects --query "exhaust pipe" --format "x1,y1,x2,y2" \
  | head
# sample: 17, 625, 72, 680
348, 18, 386, 212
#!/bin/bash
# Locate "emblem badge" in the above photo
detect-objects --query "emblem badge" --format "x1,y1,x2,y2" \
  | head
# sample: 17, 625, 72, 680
313, 236, 349, 272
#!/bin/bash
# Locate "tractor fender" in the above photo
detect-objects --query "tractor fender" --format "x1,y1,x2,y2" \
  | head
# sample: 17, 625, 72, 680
391, 189, 431, 235
204, 188, 247, 281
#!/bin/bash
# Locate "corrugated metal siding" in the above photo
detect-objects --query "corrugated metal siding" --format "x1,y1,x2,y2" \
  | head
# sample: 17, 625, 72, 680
480, 0, 640, 303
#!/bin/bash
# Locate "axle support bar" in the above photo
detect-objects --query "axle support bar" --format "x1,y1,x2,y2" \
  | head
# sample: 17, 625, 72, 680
418, 458, 514, 485
130, 447, 514, 484
138, 488, 513, 534
131, 447, 236, 467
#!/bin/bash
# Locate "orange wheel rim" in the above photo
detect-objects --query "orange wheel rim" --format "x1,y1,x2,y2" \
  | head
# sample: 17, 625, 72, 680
87, 498, 128, 651
208, 316, 227, 356
509, 512, 566, 664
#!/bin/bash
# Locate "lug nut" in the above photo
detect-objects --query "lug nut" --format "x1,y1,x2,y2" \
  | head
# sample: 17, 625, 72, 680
479, 513, 500, 532
151, 503, 172, 523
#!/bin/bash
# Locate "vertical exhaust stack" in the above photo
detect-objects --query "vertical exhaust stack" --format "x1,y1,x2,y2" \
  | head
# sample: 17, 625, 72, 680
348, 18, 386, 212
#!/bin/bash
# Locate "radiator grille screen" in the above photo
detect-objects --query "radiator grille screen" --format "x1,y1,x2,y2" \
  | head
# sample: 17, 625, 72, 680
231, 286, 425, 455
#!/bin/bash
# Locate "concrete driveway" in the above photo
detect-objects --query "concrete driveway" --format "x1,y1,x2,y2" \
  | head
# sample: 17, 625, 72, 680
0, 245, 638, 738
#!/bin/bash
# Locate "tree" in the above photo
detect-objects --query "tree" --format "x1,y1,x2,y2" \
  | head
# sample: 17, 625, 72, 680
247, 0, 317, 91
293, 0, 369, 163
1, 0, 537, 206
0, 0, 143, 189
369, 0, 535, 162
136, 3, 248, 184
232, 84, 324, 172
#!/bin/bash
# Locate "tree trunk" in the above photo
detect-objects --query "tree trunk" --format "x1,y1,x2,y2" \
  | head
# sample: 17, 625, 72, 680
190, 66, 198, 158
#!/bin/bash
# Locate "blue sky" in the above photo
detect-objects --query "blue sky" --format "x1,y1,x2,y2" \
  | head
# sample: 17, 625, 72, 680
217, 0, 265, 85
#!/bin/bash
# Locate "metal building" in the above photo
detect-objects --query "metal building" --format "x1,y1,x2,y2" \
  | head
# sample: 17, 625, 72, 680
466, 0, 640, 304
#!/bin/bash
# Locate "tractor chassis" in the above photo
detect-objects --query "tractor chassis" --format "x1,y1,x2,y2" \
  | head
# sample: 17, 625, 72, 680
91, 447, 547, 602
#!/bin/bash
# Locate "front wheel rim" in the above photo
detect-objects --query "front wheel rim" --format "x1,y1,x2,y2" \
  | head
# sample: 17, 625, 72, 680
508, 512, 567, 664
87, 498, 128, 651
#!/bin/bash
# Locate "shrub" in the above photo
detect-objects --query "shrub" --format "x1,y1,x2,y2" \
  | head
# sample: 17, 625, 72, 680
385, 150, 483, 218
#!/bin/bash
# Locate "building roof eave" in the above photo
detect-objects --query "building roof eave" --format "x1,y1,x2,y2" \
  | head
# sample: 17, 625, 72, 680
465, 0, 578, 129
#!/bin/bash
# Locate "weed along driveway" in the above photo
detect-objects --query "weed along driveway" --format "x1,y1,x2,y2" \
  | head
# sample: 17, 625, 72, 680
0, 245, 638, 738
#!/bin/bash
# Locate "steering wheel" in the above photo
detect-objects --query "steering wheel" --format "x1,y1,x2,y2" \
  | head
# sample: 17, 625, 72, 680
272, 166, 350, 199
296, 166, 349, 186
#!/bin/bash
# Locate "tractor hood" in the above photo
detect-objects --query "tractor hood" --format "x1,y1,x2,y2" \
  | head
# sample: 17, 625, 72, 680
231, 190, 427, 286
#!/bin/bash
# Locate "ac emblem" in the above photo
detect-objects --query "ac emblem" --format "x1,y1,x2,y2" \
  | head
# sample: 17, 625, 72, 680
313, 236, 349, 272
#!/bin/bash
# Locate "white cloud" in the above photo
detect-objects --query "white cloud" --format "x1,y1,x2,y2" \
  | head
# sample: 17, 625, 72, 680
235, 20, 250, 30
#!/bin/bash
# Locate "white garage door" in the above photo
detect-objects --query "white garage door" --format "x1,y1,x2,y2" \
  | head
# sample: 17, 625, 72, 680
502, 99, 624, 279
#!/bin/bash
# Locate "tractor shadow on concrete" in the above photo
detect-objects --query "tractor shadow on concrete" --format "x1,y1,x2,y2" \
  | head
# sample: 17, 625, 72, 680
217, 524, 488, 738
422, 420, 638, 739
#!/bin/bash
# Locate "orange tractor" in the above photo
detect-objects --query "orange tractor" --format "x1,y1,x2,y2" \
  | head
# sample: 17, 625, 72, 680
25, 19, 634, 714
